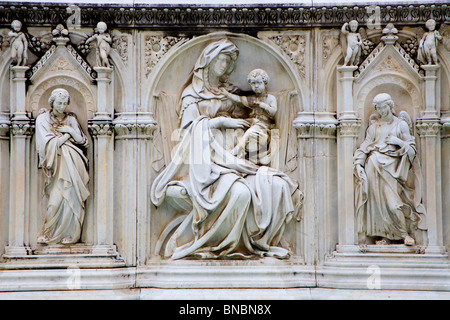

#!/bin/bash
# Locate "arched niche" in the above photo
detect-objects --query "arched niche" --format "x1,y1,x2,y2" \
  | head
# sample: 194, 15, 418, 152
146, 32, 305, 172
145, 32, 306, 260
145, 31, 305, 114
355, 73, 422, 144
26, 74, 96, 246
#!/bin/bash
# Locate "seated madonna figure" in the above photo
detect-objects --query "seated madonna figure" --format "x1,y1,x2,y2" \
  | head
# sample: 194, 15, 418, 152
151, 39, 302, 260
354, 93, 427, 246
35, 88, 90, 245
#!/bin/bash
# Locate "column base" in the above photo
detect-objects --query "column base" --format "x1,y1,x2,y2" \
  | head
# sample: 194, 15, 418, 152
1, 244, 125, 269
320, 244, 450, 290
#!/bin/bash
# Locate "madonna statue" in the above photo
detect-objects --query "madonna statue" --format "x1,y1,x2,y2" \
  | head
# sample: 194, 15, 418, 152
151, 39, 302, 260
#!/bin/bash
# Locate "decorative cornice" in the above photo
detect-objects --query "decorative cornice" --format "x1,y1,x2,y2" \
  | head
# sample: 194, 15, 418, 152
0, 3, 448, 29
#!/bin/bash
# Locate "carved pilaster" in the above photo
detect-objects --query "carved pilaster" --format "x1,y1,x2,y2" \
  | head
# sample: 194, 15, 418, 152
416, 117, 443, 246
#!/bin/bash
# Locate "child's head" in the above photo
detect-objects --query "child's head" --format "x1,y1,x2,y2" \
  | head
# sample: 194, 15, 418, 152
97, 22, 107, 33
425, 19, 436, 31
349, 20, 358, 32
11, 20, 22, 32
247, 69, 269, 95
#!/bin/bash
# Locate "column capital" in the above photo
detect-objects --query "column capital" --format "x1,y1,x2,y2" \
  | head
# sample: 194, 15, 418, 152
293, 112, 337, 139
416, 118, 441, 138
88, 120, 114, 136
10, 119, 34, 137
338, 118, 361, 138
113, 112, 158, 139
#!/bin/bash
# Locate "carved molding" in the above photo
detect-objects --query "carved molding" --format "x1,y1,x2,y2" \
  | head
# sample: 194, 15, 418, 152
0, 4, 447, 28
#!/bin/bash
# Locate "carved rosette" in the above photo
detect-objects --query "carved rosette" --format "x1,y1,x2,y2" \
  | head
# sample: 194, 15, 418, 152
88, 121, 114, 137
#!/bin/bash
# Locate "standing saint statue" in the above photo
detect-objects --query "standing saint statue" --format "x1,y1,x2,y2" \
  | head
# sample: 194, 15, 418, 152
353, 93, 427, 246
151, 39, 302, 260
35, 88, 90, 245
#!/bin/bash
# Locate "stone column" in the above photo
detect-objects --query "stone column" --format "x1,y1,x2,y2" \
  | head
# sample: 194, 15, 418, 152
113, 112, 157, 266
4, 66, 33, 257
294, 111, 338, 264
88, 67, 115, 249
416, 64, 443, 247
336, 66, 360, 246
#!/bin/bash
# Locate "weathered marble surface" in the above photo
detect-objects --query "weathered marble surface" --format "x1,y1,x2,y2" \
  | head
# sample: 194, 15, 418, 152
0, 1, 448, 298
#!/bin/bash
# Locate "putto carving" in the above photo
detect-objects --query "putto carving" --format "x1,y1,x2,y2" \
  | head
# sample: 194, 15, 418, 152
35, 88, 90, 245
417, 19, 442, 65
8, 20, 28, 66
354, 93, 427, 246
341, 20, 362, 66
220, 68, 276, 165
85, 22, 112, 68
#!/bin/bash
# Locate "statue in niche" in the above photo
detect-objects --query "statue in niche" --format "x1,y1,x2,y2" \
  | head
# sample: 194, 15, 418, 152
86, 22, 112, 68
8, 20, 28, 66
151, 39, 302, 260
220, 68, 276, 165
35, 88, 90, 245
354, 93, 427, 246
341, 20, 363, 66
417, 19, 442, 65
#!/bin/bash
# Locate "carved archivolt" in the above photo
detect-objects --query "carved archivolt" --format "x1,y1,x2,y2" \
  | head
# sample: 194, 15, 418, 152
28, 75, 95, 116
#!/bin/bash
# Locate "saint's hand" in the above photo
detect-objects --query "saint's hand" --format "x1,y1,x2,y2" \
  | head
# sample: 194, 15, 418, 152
385, 135, 404, 147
